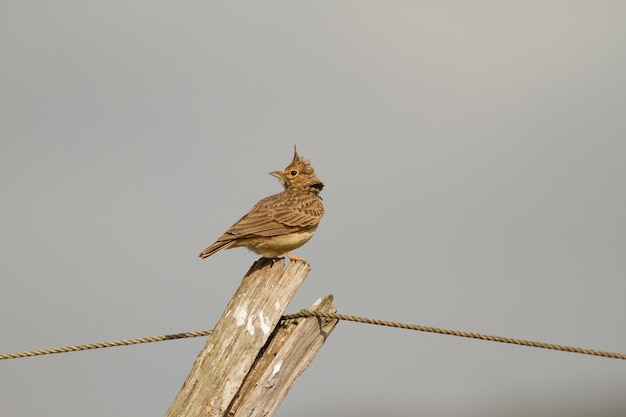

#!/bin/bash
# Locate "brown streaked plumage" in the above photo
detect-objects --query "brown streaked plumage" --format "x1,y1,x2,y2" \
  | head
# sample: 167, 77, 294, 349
199, 146, 324, 262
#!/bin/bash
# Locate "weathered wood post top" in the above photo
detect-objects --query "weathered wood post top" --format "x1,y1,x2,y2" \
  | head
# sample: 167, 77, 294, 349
166, 258, 337, 417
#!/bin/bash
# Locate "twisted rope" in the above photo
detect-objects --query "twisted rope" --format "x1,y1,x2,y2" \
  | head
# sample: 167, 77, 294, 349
2, 311, 625, 361
0, 331, 212, 360
282, 310, 626, 360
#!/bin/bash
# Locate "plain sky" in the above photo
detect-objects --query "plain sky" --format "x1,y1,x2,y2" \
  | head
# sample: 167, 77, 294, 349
2, 2, 626, 416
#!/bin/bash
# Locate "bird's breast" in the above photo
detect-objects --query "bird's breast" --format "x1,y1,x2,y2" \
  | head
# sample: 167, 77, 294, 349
236, 226, 318, 257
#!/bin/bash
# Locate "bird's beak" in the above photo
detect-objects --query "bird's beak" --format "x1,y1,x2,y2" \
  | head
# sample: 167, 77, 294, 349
269, 171, 282, 179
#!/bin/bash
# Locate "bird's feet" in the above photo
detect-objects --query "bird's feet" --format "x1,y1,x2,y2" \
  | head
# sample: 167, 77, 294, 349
284, 252, 307, 263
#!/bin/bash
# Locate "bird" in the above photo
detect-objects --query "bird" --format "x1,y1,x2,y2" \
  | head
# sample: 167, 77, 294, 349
198, 146, 324, 263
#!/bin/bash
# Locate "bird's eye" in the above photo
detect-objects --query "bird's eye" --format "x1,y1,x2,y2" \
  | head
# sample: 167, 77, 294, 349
290, 170, 298, 176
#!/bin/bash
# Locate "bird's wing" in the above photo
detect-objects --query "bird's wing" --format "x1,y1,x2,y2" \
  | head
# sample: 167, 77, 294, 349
221, 191, 323, 238
269, 192, 324, 228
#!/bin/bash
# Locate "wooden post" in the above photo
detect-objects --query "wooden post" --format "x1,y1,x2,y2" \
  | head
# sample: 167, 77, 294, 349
166, 258, 337, 417
227, 294, 338, 416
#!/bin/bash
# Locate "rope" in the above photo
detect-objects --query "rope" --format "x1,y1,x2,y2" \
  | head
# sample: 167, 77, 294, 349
282, 310, 626, 360
0, 330, 212, 360
2, 312, 625, 361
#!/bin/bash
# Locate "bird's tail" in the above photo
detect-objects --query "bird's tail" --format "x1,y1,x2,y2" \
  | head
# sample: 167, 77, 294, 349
198, 240, 235, 259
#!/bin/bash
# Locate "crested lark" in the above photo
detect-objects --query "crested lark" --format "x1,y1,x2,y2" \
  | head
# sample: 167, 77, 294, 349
199, 147, 324, 262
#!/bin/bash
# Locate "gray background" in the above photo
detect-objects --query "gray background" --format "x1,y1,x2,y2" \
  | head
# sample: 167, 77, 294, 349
2, 2, 626, 416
